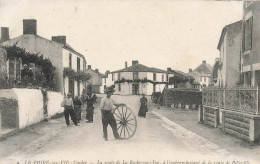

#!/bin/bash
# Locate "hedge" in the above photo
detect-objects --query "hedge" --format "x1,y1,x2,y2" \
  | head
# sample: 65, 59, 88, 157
163, 88, 202, 107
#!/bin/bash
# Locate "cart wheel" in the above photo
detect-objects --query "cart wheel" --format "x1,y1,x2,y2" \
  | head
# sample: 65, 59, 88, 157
113, 104, 137, 139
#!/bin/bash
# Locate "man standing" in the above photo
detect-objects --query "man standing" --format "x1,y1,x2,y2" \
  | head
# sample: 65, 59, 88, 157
61, 93, 79, 126
100, 87, 121, 141
85, 92, 97, 123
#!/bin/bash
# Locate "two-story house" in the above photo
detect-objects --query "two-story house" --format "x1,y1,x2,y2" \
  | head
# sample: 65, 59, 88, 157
188, 60, 213, 89
101, 60, 174, 95
241, 2, 260, 87
85, 65, 105, 93
216, 20, 242, 87
0, 19, 87, 96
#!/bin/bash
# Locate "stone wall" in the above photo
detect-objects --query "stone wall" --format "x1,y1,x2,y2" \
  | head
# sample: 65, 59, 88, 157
0, 48, 7, 89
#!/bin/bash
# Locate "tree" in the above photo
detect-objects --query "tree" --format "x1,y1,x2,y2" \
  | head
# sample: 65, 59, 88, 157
212, 57, 223, 85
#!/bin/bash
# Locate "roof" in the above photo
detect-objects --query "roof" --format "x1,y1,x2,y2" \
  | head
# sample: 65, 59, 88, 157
85, 69, 105, 77
188, 70, 212, 77
63, 43, 86, 61
169, 69, 193, 78
217, 20, 242, 50
193, 62, 213, 74
111, 63, 168, 73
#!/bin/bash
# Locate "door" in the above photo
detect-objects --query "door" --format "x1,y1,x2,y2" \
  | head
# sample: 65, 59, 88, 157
132, 83, 139, 95
69, 78, 74, 97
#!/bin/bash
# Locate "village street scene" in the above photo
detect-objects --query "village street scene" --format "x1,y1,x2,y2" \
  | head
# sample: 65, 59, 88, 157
1, 0, 260, 164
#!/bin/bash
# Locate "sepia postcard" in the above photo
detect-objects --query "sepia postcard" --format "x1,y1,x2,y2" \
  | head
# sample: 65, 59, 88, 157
0, 0, 259, 164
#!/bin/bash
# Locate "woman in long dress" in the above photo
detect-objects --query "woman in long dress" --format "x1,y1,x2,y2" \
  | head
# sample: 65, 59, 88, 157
138, 94, 148, 118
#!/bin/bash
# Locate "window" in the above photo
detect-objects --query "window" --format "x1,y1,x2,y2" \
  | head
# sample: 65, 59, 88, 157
244, 72, 251, 86
133, 72, 138, 80
9, 57, 15, 79
104, 78, 106, 84
153, 73, 156, 81
200, 77, 202, 82
243, 17, 253, 52
204, 77, 206, 82
166, 74, 169, 82
118, 84, 121, 92
69, 53, 72, 68
16, 58, 21, 80
118, 72, 121, 80
77, 57, 80, 72
162, 74, 164, 82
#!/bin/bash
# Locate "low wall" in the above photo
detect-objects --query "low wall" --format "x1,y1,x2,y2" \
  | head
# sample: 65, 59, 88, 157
222, 110, 260, 142
47, 91, 64, 117
12, 89, 44, 129
202, 105, 219, 128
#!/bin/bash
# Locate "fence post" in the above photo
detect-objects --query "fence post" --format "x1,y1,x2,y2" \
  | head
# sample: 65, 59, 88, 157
256, 86, 259, 115
223, 88, 226, 110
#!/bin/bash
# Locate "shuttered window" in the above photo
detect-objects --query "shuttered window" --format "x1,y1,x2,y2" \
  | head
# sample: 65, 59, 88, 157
243, 17, 253, 52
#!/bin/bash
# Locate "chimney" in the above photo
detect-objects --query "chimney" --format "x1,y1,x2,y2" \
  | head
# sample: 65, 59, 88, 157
52, 36, 66, 45
23, 19, 37, 35
88, 65, 91, 69
189, 68, 192, 73
203, 60, 206, 64
105, 70, 110, 76
0, 27, 10, 42
95, 69, 99, 73
167, 67, 171, 72
125, 62, 127, 68
132, 60, 139, 66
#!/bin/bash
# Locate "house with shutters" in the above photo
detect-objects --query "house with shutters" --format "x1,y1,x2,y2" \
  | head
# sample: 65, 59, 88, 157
101, 60, 174, 95
241, 2, 260, 87
0, 19, 87, 96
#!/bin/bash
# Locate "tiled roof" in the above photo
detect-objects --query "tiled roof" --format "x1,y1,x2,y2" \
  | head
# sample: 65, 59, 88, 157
112, 64, 168, 73
170, 69, 193, 77
193, 63, 213, 74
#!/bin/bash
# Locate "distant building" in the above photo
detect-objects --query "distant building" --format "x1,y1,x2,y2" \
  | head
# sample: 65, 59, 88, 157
101, 60, 174, 95
216, 20, 242, 87
188, 60, 213, 89
85, 65, 105, 93
241, 2, 260, 86
0, 19, 86, 96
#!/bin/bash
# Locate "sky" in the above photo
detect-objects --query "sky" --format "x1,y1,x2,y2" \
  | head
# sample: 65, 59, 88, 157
0, 0, 243, 74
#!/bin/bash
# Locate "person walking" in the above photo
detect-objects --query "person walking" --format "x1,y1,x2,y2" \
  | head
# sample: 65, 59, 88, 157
85, 92, 97, 123
100, 87, 121, 141
138, 94, 148, 118
61, 93, 79, 126
73, 95, 83, 123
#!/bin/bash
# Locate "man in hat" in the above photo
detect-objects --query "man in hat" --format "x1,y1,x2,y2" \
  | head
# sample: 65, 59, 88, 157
85, 90, 97, 123
100, 87, 121, 141
61, 93, 79, 126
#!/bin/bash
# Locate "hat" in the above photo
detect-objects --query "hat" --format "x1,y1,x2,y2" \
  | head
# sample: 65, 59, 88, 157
105, 87, 114, 93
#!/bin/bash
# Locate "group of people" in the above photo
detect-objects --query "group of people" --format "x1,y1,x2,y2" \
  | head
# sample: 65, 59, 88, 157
61, 86, 149, 141
61, 91, 97, 127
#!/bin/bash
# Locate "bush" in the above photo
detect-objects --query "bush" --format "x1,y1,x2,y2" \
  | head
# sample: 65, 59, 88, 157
163, 88, 202, 106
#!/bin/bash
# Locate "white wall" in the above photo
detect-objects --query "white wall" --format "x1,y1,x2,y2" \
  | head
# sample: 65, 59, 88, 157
147, 83, 154, 95
64, 77, 69, 95
12, 89, 44, 129
47, 91, 64, 117
63, 49, 84, 71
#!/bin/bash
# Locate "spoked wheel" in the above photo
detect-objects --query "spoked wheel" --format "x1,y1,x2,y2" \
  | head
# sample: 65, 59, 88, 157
113, 104, 137, 139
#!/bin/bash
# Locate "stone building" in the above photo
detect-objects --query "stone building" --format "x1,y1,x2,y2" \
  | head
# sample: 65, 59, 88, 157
216, 20, 242, 87
0, 19, 86, 96
101, 60, 174, 95
85, 65, 104, 93
188, 60, 213, 89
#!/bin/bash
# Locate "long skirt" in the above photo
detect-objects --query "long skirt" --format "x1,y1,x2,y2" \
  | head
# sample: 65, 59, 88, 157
86, 106, 94, 121
138, 104, 147, 118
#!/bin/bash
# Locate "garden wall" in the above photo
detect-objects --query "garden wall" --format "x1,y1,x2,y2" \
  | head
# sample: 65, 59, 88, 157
47, 91, 64, 117
12, 89, 44, 129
